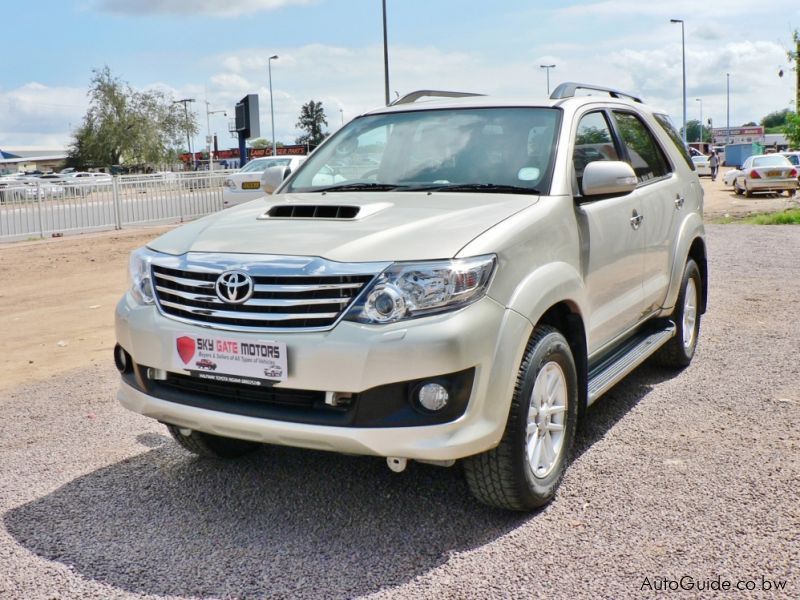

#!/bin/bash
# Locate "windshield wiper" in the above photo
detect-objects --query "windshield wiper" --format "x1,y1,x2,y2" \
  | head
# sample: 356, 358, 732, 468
406, 183, 540, 194
315, 182, 405, 192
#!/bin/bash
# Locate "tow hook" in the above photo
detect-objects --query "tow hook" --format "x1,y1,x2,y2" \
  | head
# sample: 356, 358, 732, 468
386, 457, 407, 473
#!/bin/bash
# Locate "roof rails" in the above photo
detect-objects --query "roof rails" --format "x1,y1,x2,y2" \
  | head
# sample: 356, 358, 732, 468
550, 82, 643, 104
391, 90, 486, 106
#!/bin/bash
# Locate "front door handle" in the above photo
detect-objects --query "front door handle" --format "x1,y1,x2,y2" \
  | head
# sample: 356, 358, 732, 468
630, 210, 644, 230
675, 195, 685, 209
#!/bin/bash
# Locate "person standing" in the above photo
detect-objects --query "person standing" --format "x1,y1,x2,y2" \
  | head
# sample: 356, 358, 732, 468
709, 151, 719, 181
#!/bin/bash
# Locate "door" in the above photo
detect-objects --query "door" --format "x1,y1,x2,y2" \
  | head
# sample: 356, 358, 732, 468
572, 110, 646, 354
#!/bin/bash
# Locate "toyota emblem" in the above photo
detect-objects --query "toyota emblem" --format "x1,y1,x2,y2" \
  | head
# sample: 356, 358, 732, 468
215, 270, 254, 304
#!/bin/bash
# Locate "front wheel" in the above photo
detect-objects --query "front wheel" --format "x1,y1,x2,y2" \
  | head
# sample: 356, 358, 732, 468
653, 259, 702, 368
166, 425, 261, 458
464, 326, 578, 511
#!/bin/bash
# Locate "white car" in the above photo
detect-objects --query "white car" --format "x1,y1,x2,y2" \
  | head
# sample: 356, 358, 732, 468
733, 154, 798, 197
722, 168, 741, 187
691, 155, 711, 177
222, 155, 306, 207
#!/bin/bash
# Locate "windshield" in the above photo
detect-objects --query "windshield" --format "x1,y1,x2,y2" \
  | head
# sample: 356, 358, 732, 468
286, 107, 561, 194
241, 158, 291, 173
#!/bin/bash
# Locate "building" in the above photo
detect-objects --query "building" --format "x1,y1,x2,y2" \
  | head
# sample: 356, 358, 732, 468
0, 150, 68, 175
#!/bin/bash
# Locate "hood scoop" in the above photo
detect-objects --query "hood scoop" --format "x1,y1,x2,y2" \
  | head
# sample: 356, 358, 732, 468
263, 204, 360, 220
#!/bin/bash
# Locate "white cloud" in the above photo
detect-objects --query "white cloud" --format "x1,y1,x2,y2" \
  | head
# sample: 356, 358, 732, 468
93, 0, 315, 18
0, 83, 87, 150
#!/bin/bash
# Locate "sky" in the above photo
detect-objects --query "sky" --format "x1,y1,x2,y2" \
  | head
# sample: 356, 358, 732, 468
1, 0, 798, 152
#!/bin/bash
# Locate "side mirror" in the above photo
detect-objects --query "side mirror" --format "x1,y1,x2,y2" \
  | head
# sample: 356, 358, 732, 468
261, 165, 291, 194
581, 161, 637, 197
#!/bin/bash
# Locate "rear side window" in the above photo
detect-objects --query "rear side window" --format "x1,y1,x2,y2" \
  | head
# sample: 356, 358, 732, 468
653, 113, 694, 169
612, 112, 671, 183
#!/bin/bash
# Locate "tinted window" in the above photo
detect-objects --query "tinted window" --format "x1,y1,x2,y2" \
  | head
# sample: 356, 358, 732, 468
572, 111, 619, 191
653, 113, 694, 169
613, 112, 671, 183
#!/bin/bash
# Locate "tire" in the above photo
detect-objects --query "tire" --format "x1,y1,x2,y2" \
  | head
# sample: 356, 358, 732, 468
166, 424, 260, 458
787, 189, 795, 197
744, 183, 753, 198
463, 326, 578, 511
734, 182, 743, 195
653, 259, 702, 369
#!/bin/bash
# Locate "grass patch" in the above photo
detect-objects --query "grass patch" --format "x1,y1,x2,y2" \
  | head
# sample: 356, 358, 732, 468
741, 209, 800, 225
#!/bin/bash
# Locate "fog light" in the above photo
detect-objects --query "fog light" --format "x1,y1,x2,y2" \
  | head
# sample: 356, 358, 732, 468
417, 383, 449, 411
114, 344, 131, 374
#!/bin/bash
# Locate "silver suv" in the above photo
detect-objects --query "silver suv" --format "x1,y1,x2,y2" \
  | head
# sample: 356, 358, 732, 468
115, 83, 706, 511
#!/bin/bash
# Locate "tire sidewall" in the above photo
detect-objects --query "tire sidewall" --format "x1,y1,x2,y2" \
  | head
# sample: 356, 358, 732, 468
674, 260, 702, 363
513, 331, 578, 506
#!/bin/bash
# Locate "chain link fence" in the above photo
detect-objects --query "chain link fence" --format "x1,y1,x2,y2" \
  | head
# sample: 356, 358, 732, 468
0, 172, 230, 241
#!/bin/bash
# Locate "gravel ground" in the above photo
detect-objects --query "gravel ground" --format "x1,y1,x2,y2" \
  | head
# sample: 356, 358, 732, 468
1, 224, 798, 599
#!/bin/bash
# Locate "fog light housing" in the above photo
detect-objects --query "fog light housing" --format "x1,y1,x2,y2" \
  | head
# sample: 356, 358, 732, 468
416, 382, 450, 412
114, 344, 132, 374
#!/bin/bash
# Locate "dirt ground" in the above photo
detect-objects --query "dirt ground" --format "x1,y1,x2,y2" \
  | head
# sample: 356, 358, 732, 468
0, 175, 795, 394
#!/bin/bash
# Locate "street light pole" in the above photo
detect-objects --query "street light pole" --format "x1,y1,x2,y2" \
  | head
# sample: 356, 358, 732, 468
670, 19, 687, 144
268, 55, 279, 157
695, 98, 703, 143
205, 101, 226, 173
726, 72, 731, 144
539, 64, 556, 96
382, 0, 390, 105
173, 98, 196, 169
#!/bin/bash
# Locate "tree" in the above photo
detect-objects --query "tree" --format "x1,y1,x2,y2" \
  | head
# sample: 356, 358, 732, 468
680, 119, 710, 143
249, 138, 284, 150
66, 67, 197, 169
761, 109, 791, 130
295, 100, 329, 146
741, 121, 757, 127
783, 112, 800, 148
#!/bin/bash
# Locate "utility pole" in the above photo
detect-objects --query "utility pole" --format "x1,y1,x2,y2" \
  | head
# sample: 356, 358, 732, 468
205, 100, 226, 173
726, 73, 730, 144
382, 0, 390, 105
173, 98, 196, 169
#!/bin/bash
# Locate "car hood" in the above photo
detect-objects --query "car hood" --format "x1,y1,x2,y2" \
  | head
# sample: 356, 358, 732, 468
149, 192, 538, 262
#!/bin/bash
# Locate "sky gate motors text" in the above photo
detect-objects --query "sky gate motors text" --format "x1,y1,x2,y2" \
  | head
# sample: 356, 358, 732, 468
196, 338, 281, 359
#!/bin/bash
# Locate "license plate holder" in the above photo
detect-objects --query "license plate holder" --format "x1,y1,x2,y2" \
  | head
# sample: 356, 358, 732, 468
174, 334, 288, 382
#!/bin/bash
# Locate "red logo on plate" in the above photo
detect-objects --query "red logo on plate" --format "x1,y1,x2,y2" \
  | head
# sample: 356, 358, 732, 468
176, 336, 196, 364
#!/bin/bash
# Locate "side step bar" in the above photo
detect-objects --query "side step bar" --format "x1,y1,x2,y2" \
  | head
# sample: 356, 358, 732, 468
587, 320, 676, 406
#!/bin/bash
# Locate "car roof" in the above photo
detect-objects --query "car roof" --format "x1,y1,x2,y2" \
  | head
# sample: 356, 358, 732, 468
361, 91, 659, 119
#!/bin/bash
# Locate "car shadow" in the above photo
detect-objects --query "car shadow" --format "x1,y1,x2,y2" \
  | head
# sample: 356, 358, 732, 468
5, 364, 679, 599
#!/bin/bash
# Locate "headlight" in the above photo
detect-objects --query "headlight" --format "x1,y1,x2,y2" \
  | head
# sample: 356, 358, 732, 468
345, 255, 496, 324
128, 246, 160, 305
223, 178, 235, 189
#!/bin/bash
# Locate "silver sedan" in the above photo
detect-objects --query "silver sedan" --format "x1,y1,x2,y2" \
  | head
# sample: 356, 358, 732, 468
734, 154, 798, 197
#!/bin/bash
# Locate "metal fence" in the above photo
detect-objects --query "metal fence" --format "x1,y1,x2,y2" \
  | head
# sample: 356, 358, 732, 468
0, 172, 230, 242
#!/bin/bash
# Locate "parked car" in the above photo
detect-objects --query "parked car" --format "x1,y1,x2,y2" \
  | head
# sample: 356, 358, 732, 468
116, 83, 707, 511
733, 154, 798, 197
222, 155, 306, 207
691, 155, 711, 177
722, 168, 741, 187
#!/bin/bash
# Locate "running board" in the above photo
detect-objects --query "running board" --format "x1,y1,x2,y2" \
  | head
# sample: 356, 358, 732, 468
587, 321, 676, 406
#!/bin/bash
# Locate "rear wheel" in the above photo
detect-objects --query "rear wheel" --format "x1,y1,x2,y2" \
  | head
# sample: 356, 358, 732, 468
653, 259, 702, 368
464, 326, 578, 511
734, 181, 743, 195
166, 425, 261, 458
744, 182, 753, 198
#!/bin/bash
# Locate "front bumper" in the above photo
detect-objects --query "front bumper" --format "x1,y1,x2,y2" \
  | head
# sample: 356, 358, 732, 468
115, 294, 532, 460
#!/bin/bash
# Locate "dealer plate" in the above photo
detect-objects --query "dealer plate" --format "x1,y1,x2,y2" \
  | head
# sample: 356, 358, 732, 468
173, 334, 287, 383
241, 181, 261, 190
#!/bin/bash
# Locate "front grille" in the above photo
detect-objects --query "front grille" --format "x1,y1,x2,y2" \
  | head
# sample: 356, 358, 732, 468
151, 264, 374, 330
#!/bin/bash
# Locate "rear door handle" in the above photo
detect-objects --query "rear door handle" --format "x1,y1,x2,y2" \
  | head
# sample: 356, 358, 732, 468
630, 210, 644, 230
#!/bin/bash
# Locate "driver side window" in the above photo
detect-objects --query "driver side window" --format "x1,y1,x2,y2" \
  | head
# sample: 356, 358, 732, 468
573, 112, 619, 192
